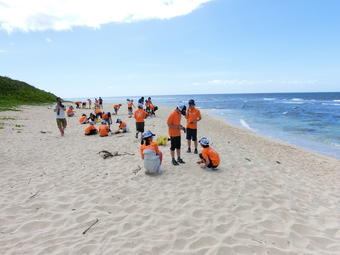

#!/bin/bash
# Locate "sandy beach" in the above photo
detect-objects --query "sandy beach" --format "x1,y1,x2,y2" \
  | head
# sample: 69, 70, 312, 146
0, 103, 339, 255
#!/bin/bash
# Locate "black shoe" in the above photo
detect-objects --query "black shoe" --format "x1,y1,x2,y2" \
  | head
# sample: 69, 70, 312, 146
177, 158, 185, 164
194, 148, 198, 154
186, 148, 191, 153
172, 159, 179, 166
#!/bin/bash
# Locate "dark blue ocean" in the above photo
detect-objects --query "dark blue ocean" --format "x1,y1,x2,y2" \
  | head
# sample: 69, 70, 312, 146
71, 92, 340, 159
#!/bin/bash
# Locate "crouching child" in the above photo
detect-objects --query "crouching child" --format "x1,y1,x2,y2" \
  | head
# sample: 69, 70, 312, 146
85, 121, 98, 136
197, 137, 220, 170
140, 130, 163, 175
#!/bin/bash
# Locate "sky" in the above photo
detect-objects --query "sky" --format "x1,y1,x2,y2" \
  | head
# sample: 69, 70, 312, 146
0, 0, 340, 98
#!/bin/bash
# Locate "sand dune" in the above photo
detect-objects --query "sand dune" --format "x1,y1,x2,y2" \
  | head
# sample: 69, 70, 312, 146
0, 103, 339, 255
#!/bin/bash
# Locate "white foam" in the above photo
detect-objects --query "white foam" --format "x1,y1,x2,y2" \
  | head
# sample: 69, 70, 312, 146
322, 103, 340, 106
291, 98, 303, 101
282, 112, 288, 115
333, 100, 340, 102
263, 98, 276, 101
240, 119, 255, 131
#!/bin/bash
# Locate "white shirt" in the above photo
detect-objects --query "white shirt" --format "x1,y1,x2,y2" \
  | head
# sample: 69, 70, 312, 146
54, 103, 66, 119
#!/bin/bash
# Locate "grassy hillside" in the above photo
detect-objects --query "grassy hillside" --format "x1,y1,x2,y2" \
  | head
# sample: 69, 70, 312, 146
0, 76, 57, 110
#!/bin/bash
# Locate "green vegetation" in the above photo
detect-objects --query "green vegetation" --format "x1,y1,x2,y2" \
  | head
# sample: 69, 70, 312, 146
0, 76, 57, 111
0, 117, 16, 120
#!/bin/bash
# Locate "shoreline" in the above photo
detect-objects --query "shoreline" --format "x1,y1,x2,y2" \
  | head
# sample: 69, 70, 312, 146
0, 103, 339, 254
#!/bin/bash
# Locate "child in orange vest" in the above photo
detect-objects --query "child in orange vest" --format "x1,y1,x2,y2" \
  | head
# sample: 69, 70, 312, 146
79, 114, 87, 124
85, 121, 98, 136
140, 130, 163, 174
196, 137, 220, 170
98, 120, 110, 137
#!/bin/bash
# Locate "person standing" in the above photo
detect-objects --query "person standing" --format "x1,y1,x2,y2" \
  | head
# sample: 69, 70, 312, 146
167, 104, 186, 165
54, 97, 67, 136
99, 97, 103, 109
88, 98, 92, 109
186, 99, 202, 154
127, 100, 135, 118
134, 103, 148, 139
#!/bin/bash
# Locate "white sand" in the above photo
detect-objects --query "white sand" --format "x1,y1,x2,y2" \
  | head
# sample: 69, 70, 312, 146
0, 103, 339, 255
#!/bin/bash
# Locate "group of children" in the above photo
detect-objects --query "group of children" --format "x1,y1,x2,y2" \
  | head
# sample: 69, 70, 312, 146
71, 97, 219, 174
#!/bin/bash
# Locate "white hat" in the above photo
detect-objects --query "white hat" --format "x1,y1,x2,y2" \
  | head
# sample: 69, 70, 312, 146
177, 104, 186, 111
142, 130, 155, 139
199, 137, 209, 146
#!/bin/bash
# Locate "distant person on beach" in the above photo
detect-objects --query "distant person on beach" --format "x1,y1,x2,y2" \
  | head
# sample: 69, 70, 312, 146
85, 121, 98, 136
74, 101, 81, 109
88, 98, 92, 109
102, 112, 112, 125
138, 97, 145, 106
82, 102, 86, 109
98, 120, 110, 137
99, 97, 103, 109
145, 97, 152, 113
113, 104, 122, 115
66, 106, 75, 117
94, 107, 102, 119
167, 104, 187, 165
186, 99, 201, 154
54, 97, 67, 136
79, 114, 88, 124
115, 118, 128, 134
140, 130, 163, 174
196, 137, 220, 170
134, 103, 148, 139
88, 113, 96, 122
127, 100, 135, 118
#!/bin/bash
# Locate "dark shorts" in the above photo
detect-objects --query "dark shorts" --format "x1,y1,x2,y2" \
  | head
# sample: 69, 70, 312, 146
199, 153, 218, 168
186, 128, 197, 141
56, 118, 67, 129
136, 122, 145, 132
128, 107, 132, 111
170, 136, 181, 151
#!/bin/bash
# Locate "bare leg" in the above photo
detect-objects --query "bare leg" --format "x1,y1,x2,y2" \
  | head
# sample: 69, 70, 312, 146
170, 150, 175, 159
187, 139, 191, 149
194, 140, 198, 149
176, 148, 181, 159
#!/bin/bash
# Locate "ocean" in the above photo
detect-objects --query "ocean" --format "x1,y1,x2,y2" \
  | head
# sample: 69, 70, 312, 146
70, 92, 340, 159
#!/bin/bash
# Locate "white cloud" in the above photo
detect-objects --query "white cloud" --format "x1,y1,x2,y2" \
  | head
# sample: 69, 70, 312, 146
0, 49, 7, 53
45, 37, 52, 43
193, 79, 318, 86
0, 0, 213, 32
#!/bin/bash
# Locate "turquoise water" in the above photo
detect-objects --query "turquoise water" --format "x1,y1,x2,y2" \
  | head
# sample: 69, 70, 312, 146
69, 92, 340, 159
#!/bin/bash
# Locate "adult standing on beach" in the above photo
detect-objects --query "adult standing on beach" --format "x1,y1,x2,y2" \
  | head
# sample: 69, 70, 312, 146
99, 97, 103, 109
134, 103, 148, 139
167, 104, 186, 165
88, 98, 92, 109
186, 99, 201, 154
54, 97, 67, 136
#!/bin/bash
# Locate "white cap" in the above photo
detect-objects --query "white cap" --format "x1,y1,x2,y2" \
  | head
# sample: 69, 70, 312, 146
142, 130, 155, 139
177, 104, 186, 111
199, 137, 209, 146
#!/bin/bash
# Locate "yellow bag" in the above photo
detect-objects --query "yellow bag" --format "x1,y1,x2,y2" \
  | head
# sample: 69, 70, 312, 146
157, 136, 169, 146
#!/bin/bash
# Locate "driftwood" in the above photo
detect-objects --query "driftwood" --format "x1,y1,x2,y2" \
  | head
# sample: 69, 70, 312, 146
98, 150, 135, 159
29, 191, 39, 199
82, 218, 99, 235
132, 165, 142, 175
